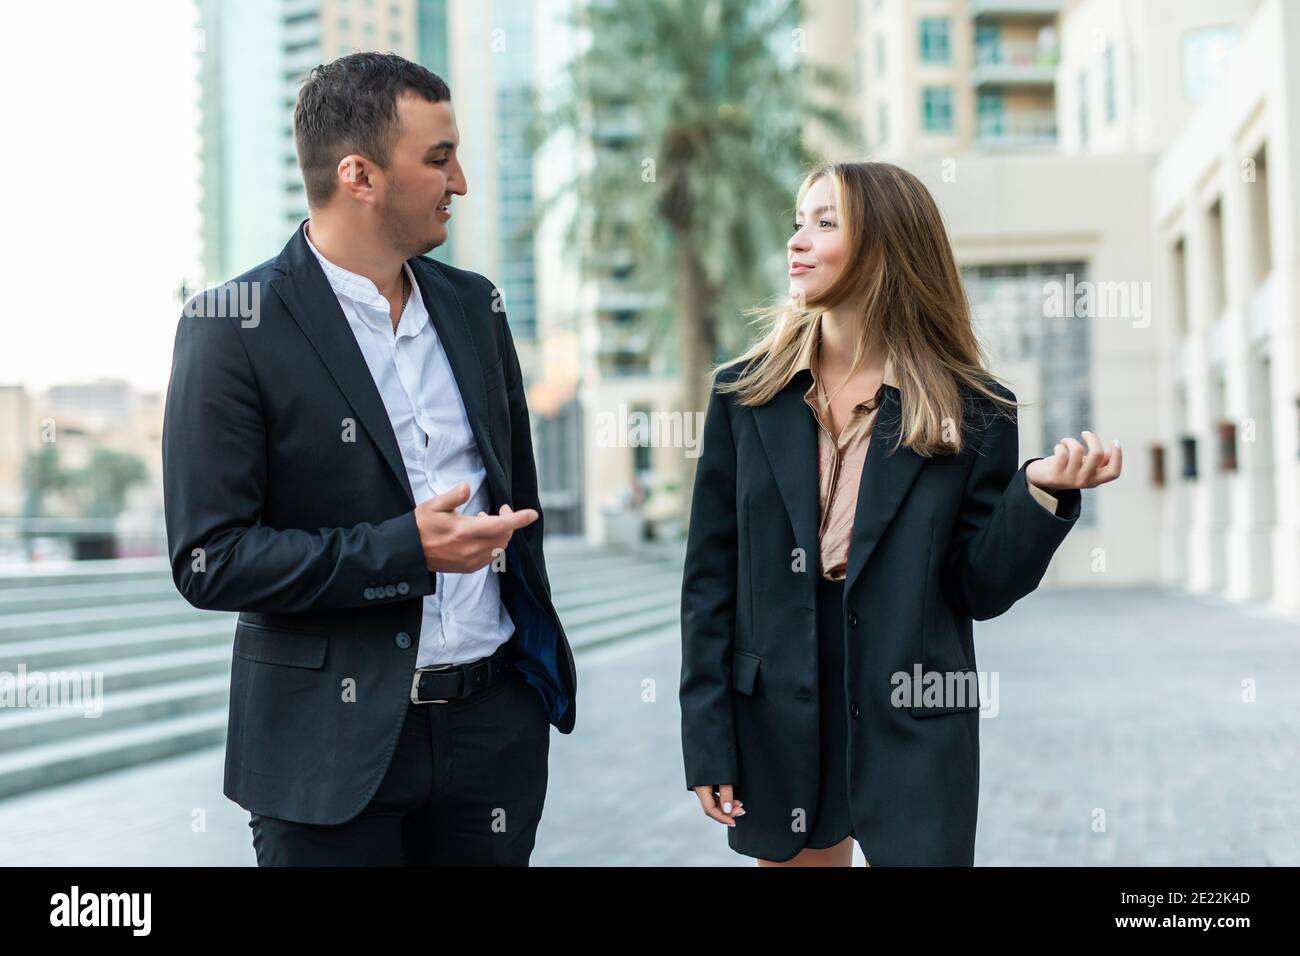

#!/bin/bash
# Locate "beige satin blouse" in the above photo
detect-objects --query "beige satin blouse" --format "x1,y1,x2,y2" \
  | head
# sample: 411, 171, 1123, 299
793, 316, 1059, 581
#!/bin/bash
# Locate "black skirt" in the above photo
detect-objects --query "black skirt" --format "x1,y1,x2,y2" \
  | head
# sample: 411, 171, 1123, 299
805, 573, 855, 848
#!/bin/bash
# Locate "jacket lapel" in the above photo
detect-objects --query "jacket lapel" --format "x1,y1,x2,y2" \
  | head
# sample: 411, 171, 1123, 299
753, 374, 925, 604
268, 223, 508, 511
407, 257, 510, 509
840, 385, 924, 598
752, 372, 821, 608
270, 226, 415, 506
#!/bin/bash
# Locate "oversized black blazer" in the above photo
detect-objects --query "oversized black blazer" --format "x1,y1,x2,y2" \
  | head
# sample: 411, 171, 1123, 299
162, 222, 576, 827
679, 359, 1081, 865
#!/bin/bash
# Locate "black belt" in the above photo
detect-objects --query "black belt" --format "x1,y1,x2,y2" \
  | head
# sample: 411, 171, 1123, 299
410, 644, 514, 705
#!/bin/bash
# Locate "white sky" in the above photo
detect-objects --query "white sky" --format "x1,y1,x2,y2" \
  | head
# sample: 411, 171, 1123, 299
0, 0, 202, 394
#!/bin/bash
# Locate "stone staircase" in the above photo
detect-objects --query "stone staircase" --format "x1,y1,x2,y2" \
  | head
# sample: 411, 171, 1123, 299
0, 538, 685, 801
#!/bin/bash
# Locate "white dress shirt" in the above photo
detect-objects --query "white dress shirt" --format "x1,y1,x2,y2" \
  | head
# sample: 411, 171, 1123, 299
304, 222, 514, 667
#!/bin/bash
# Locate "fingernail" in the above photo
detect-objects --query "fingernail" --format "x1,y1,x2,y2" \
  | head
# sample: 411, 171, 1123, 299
722, 802, 732, 813
1113, 439, 1120, 447
736, 808, 747, 816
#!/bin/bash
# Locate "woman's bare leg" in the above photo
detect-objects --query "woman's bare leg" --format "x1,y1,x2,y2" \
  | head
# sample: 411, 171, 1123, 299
757, 835, 855, 867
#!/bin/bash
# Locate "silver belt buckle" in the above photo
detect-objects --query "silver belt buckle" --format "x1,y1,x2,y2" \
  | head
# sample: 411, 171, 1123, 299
411, 663, 455, 705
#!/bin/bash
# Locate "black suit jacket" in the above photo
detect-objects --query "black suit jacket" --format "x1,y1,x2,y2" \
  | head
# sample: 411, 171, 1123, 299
162, 222, 576, 826
680, 361, 1080, 865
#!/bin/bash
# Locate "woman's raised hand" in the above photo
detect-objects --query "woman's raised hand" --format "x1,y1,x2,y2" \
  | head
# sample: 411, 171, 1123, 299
1025, 430, 1122, 492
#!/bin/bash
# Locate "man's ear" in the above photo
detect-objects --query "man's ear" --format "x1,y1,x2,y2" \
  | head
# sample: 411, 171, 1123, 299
336, 154, 375, 200
340, 157, 359, 184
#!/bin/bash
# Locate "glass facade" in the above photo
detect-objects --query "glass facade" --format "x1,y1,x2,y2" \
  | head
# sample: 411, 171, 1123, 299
962, 261, 1096, 526
493, 0, 538, 341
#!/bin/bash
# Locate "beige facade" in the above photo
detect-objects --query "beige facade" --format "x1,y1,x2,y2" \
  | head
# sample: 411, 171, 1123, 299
1150, 0, 1300, 610
798, 0, 1300, 616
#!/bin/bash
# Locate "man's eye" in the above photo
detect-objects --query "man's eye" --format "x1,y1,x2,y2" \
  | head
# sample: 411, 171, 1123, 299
430, 158, 449, 166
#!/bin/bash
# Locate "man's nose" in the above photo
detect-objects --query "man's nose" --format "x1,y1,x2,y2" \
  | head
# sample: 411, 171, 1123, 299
447, 163, 468, 196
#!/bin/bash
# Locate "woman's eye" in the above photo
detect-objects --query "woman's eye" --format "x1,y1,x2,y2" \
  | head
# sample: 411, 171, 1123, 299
791, 221, 803, 233
820, 219, 835, 228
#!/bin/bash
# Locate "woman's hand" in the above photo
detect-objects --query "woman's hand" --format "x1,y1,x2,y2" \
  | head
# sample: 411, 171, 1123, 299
1026, 431, 1122, 492
693, 785, 746, 827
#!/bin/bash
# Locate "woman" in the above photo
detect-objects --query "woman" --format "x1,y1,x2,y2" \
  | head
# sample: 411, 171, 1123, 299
678, 161, 1121, 867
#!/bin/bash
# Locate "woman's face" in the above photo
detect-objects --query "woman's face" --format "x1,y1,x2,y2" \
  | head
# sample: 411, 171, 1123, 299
787, 175, 847, 303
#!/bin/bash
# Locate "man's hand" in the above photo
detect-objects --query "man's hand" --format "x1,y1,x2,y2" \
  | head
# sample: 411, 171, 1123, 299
413, 481, 539, 574
1025, 430, 1123, 493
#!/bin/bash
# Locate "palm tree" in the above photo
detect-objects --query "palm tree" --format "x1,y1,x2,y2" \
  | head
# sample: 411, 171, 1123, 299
529, 0, 858, 512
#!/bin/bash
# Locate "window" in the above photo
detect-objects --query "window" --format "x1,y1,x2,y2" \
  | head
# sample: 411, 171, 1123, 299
875, 33, 886, 77
977, 91, 1003, 139
1077, 70, 1089, 146
918, 17, 950, 64
975, 23, 1000, 65
1103, 44, 1116, 123
1182, 26, 1239, 103
921, 87, 953, 134
877, 101, 889, 143
1180, 435, 1198, 479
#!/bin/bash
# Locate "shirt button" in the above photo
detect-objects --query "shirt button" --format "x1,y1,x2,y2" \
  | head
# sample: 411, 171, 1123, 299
847, 610, 858, 627
363, 587, 376, 600
384, 585, 397, 597
849, 702, 861, 719
394, 632, 412, 649
397, 582, 410, 596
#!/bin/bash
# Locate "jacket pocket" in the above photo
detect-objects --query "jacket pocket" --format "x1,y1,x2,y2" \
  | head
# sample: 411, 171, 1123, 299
233, 621, 329, 669
731, 649, 761, 696
908, 665, 980, 717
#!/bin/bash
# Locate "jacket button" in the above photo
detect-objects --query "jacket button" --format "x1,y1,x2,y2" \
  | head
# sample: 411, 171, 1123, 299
363, 587, 375, 600
849, 702, 861, 719
394, 632, 412, 649
847, 610, 858, 627
384, 585, 398, 597
397, 582, 410, 595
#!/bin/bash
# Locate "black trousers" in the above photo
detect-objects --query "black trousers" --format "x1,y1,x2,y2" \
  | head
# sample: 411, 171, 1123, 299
248, 664, 551, 865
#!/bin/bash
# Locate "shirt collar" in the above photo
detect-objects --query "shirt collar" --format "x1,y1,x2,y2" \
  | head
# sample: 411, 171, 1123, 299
792, 313, 899, 393
302, 221, 428, 336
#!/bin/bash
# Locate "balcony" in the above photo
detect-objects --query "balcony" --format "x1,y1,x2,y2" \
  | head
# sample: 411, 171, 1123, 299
591, 105, 642, 146
283, 14, 321, 48
968, 0, 1061, 19
595, 281, 662, 313
971, 40, 1059, 88
975, 110, 1057, 149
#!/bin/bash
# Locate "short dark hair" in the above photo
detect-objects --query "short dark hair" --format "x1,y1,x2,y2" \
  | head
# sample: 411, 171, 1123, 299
293, 52, 451, 208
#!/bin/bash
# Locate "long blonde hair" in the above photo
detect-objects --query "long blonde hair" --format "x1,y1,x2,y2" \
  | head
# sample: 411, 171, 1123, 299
714, 161, 1018, 456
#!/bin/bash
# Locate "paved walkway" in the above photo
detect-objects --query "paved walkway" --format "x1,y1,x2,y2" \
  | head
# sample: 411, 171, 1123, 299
2, 585, 1298, 865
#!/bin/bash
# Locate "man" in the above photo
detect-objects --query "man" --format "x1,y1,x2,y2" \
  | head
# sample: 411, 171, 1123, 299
162, 52, 576, 865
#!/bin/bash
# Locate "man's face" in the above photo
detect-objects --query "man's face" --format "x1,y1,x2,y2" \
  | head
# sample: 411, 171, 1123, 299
375, 93, 466, 257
